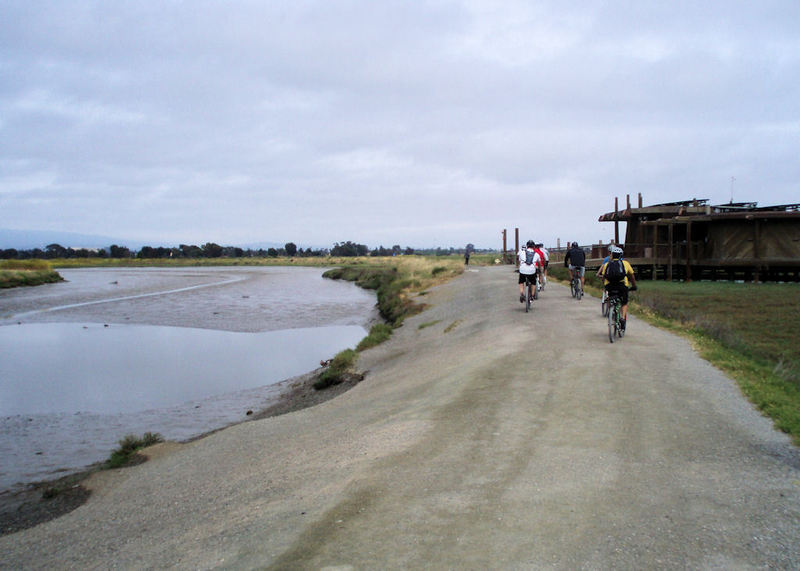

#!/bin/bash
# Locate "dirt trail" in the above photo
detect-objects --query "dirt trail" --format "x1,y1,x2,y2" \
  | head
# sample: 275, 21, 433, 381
2, 266, 798, 569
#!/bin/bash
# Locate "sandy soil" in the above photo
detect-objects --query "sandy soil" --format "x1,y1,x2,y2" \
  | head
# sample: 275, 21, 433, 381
1, 267, 798, 568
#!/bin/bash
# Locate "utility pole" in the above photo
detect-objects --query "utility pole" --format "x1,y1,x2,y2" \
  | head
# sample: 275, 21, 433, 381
730, 176, 735, 204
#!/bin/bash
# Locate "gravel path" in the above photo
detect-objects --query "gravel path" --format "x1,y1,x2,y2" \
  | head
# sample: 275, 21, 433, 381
1, 266, 798, 569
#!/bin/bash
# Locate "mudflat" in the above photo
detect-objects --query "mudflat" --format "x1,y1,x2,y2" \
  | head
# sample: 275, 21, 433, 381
2, 266, 798, 568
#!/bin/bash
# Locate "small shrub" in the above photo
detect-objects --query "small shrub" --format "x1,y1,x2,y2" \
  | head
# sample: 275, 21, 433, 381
356, 323, 394, 351
432, 266, 447, 276
315, 349, 358, 390
105, 432, 163, 469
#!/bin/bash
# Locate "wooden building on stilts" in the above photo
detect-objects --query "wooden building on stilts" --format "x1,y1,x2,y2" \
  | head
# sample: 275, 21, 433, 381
598, 194, 800, 282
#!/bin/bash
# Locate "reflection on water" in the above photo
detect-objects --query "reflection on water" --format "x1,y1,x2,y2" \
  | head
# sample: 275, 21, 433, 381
1, 322, 366, 415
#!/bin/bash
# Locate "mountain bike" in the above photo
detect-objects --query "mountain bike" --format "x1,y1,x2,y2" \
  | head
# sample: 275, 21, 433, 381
607, 292, 624, 343
601, 288, 610, 316
524, 274, 537, 313
570, 272, 583, 300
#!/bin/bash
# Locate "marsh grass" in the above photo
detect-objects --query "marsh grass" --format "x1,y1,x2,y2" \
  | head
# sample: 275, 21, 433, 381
0, 260, 63, 288
317, 257, 466, 389
104, 432, 164, 469
1, 260, 52, 270
356, 323, 394, 351
324, 256, 464, 326
314, 349, 358, 390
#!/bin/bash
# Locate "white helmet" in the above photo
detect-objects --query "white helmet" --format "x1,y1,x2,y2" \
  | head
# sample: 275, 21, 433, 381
610, 245, 623, 255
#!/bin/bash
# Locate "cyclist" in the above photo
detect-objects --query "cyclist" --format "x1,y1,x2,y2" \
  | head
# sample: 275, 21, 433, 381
533, 243, 546, 290
518, 240, 541, 303
539, 243, 550, 288
595, 245, 622, 279
564, 242, 586, 293
599, 245, 637, 331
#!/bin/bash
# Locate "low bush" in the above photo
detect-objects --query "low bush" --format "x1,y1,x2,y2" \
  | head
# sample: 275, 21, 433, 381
0, 268, 64, 288
356, 323, 394, 351
105, 432, 164, 469
315, 349, 358, 390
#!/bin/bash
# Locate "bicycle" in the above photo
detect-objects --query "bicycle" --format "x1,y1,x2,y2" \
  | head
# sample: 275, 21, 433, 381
607, 292, 625, 343
570, 272, 583, 300
601, 288, 610, 316
524, 274, 537, 313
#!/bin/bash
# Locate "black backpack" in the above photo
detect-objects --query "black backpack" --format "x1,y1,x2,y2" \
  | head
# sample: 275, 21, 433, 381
605, 259, 625, 283
569, 248, 586, 266
524, 250, 536, 265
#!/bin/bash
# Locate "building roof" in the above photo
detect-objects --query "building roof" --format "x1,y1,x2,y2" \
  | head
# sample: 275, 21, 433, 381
599, 199, 800, 223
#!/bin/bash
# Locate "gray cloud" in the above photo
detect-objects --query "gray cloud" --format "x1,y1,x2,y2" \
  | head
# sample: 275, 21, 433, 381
1, 0, 798, 249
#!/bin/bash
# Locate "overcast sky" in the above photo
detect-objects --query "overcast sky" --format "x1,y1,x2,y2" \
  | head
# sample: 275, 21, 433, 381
1, 1, 798, 250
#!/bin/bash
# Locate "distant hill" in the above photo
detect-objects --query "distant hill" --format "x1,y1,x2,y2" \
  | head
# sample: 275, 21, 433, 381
0, 229, 142, 250
0, 229, 297, 252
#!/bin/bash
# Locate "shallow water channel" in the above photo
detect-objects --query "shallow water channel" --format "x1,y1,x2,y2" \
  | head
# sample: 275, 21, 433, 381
0, 266, 378, 492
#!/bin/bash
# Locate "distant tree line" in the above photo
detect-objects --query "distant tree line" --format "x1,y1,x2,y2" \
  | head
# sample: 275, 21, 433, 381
0, 241, 463, 260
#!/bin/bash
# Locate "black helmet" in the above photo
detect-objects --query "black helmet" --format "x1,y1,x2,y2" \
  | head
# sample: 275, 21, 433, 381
526, 240, 534, 247
572, 242, 579, 248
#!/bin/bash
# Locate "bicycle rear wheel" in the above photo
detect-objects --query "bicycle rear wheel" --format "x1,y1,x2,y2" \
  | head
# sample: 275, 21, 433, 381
525, 282, 531, 312
570, 279, 576, 298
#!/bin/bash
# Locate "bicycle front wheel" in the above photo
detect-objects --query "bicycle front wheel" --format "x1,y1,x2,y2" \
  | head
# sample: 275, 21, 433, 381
608, 305, 616, 343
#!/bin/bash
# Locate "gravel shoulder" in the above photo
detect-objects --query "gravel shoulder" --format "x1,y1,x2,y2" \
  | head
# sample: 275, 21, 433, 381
1, 266, 798, 568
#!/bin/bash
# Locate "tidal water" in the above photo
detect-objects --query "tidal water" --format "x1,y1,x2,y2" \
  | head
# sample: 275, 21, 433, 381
0, 267, 377, 492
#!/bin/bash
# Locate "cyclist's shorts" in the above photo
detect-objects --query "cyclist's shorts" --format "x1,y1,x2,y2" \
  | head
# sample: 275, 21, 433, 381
569, 265, 585, 277
605, 283, 629, 306
544, 261, 549, 269
518, 272, 536, 285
